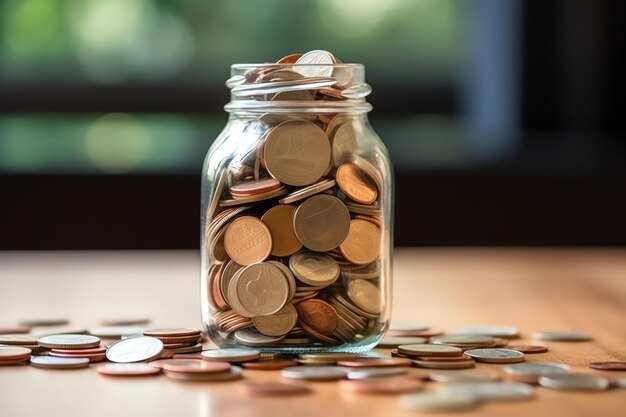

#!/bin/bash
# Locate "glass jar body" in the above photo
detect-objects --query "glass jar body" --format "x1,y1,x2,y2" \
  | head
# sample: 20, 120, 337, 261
201, 102, 392, 353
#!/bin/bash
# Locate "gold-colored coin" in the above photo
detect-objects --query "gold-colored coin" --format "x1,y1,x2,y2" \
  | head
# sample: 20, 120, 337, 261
261, 205, 302, 257
223, 216, 273, 266
397, 344, 463, 357
251, 304, 298, 337
346, 279, 382, 315
289, 251, 340, 287
336, 164, 377, 204
229, 263, 290, 317
339, 219, 380, 265
263, 120, 331, 186
293, 194, 350, 252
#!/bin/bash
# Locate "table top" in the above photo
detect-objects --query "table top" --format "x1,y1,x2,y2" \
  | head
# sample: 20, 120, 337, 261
1, 248, 625, 417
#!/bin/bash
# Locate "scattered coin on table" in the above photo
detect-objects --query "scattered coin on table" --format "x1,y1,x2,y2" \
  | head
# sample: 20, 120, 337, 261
441, 381, 535, 401
346, 368, 409, 380
532, 331, 592, 342
96, 363, 162, 377
538, 374, 610, 391
201, 348, 260, 362
505, 345, 548, 354
339, 376, 424, 394
281, 366, 347, 381
38, 334, 101, 349
106, 336, 163, 363
399, 392, 479, 412
30, 356, 90, 370
464, 348, 525, 364
164, 365, 243, 382
588, 361, 626, 371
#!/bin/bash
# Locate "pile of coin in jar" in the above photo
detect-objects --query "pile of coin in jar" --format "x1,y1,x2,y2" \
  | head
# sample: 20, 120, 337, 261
205, 50, 385, 348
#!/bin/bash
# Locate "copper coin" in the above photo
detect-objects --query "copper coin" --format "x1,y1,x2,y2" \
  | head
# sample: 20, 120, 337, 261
276, 53, 303, 64
230, 178, 282, 197
300, 321, 341, 345
224, 216, 273, 266
330, 123, 358, 166
148, 359, 184, 369
507, 345, 548, 354
19, 319, 68, 327
339, 376, 424, 394
0, 326, 30, 334
0, 346, 32, 361
336, 164, 377, 204
174, 353, 204, 360
263, 120, 331, 186
297, 299, 338, 336
159, 350, 176, 359
146, 326, 196, 340
278, 179, 336, 205
340, 220, 381, 265
241, 359, 298, 370
149, 334, 202, 344
163, 359, 231, 374
97, 363, 162, 376
49, 346, 107, 355
261, 205, 302, 257
337, 358, 412, 368
293, 194, 350, 252
589, 361, 626, 371
241, 380, 311, 396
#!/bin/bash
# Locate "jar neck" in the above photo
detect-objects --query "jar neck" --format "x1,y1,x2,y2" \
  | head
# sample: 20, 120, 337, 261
224, 63, 372, 114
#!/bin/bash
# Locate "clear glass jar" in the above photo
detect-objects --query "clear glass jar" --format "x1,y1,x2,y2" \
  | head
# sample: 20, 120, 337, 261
201, 57, 393, 353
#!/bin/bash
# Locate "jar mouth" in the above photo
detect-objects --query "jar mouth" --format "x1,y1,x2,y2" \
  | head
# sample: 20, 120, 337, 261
225, 63, 371, 113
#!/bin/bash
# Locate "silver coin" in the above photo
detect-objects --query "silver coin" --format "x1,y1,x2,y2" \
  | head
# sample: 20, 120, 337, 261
38, 334, 101, 348
442, 382, 534, 401
30, 356, 90, 369
346, 368, 409, 380
201, 348, 260, 362
538, 374, 609, 391
399, 392, 478, 412
464, 348, 525, 363
234, 328, 285, 346
281, 366, 347, 381
454, 326, 520, 338
532, 331, 592, 342
294, 50, 335, 78
429, 369, 500, 383
503, 362, 570, 376
106, 336, 163, 363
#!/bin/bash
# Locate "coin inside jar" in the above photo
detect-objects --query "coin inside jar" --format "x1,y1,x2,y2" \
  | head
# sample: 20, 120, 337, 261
251, 303, 298, 337
223, 216, 273, 266
336, 163, 377, 204
339, 219, 380, 265
289, 251, 340, 287
260, 205, 302, 257
293, 194, 350, 252
228, 262, 290, 317
263, 120, 331, 186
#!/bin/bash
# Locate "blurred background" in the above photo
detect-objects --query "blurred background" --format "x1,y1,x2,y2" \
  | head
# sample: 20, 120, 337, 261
0, 0, 624, 249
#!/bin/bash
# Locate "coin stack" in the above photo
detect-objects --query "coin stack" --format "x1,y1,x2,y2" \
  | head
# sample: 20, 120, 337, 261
143, 328, 203, 355
205, 50, 386, 349
39, 334, 105, 362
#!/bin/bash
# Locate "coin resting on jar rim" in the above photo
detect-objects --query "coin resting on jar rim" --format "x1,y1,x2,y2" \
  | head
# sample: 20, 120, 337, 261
201, 50, 392, 351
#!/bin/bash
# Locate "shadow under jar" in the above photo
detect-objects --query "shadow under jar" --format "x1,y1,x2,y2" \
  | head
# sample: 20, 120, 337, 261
201, 53, 393, 353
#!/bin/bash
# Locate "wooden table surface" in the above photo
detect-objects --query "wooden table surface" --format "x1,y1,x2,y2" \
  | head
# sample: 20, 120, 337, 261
1, 248, 625, 417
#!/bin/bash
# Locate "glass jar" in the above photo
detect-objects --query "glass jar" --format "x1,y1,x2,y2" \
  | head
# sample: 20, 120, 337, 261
200, 53, 393, 353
